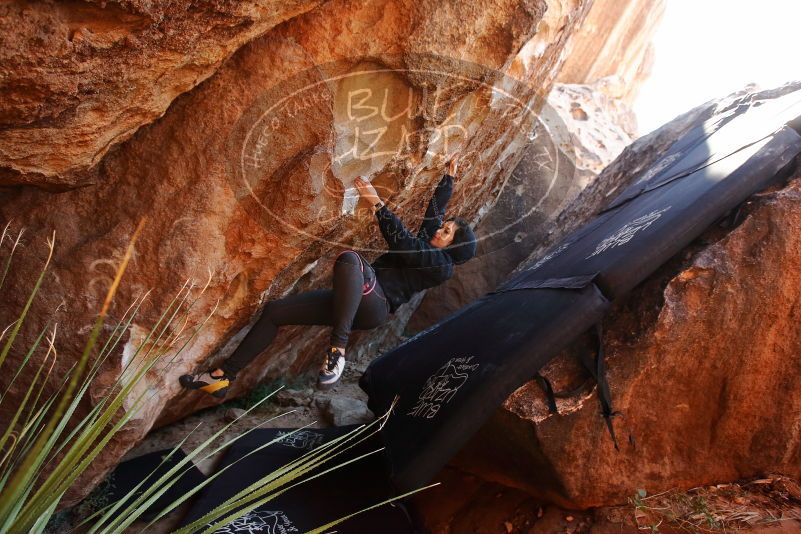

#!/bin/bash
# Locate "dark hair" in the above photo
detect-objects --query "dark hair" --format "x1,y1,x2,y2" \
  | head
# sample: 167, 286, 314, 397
444, 217, 477, 264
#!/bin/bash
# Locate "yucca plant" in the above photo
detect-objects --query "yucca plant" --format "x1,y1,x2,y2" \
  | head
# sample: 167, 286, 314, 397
0, 220, 432, 533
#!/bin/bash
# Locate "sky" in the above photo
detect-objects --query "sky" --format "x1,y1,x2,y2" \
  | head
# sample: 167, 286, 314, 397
633, 0, 801, 135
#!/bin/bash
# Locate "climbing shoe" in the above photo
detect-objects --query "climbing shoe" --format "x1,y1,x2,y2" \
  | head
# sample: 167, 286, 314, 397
317, 347, 345, 390
179, 369, 231, 399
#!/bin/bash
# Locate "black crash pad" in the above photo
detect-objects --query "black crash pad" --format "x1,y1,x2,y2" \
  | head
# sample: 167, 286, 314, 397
360, 284, 610, 493
361, 93, 801, 494
501, 125, 801, 299
607, 90, 801, 210
179, 426, 416, 533
97, 448, 206, 522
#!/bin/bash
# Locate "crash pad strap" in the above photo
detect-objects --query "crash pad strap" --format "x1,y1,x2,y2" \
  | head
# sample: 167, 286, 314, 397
534, 372, 557, 414
578, 323, 621, 450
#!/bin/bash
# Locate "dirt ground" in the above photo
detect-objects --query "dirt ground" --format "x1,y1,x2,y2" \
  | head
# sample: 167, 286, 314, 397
57, 343, 801, 534
118, 343, 377, 532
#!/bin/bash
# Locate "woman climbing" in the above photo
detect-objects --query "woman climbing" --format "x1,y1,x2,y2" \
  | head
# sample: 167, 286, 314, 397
179, 159, 478, 397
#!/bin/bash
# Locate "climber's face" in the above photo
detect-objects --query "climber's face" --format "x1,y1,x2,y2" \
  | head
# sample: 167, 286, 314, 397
430, 220, 456, 249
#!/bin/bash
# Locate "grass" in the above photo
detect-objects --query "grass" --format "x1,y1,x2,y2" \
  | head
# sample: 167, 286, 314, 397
623, 477, 801, 533
0, 220, 432, 533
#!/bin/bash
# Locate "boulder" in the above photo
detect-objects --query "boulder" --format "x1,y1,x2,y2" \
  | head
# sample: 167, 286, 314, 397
315, 395, 373, 427
0, 0, 324, 187
0, 0, 593, 504
451, 88, 801, 508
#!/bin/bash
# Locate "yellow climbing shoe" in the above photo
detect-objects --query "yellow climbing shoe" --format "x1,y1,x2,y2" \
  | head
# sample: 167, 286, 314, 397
179, 369, 231, 399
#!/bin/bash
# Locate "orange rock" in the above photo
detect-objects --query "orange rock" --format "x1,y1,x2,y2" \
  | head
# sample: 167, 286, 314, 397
557, 0, 667, 105
0, 0, 324, 186
0, 0, 593, 505
455, 173, 801, 509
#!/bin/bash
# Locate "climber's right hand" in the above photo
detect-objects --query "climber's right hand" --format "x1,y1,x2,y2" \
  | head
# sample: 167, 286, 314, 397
354, 176, 381, 206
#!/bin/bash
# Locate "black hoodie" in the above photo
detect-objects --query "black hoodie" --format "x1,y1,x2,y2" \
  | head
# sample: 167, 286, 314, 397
370, 174, 455, 313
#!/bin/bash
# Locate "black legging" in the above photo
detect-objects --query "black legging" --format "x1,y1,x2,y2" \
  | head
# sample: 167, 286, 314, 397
221, 250, 390, 376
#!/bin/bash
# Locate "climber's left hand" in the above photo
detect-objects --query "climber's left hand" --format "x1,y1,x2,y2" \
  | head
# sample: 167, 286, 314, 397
447, 158, 459, 177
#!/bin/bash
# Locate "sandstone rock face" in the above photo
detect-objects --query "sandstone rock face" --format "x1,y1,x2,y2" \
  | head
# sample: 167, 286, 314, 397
0, 0, 593, 503
557, 0, 666, 106
449, 90, 801, 507
545, 81, 638, 168
0, 0, 323, 187
414, 469, 801, 533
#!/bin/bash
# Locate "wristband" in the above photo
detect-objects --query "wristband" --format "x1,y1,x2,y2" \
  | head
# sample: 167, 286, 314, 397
373, 200, 384, 210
